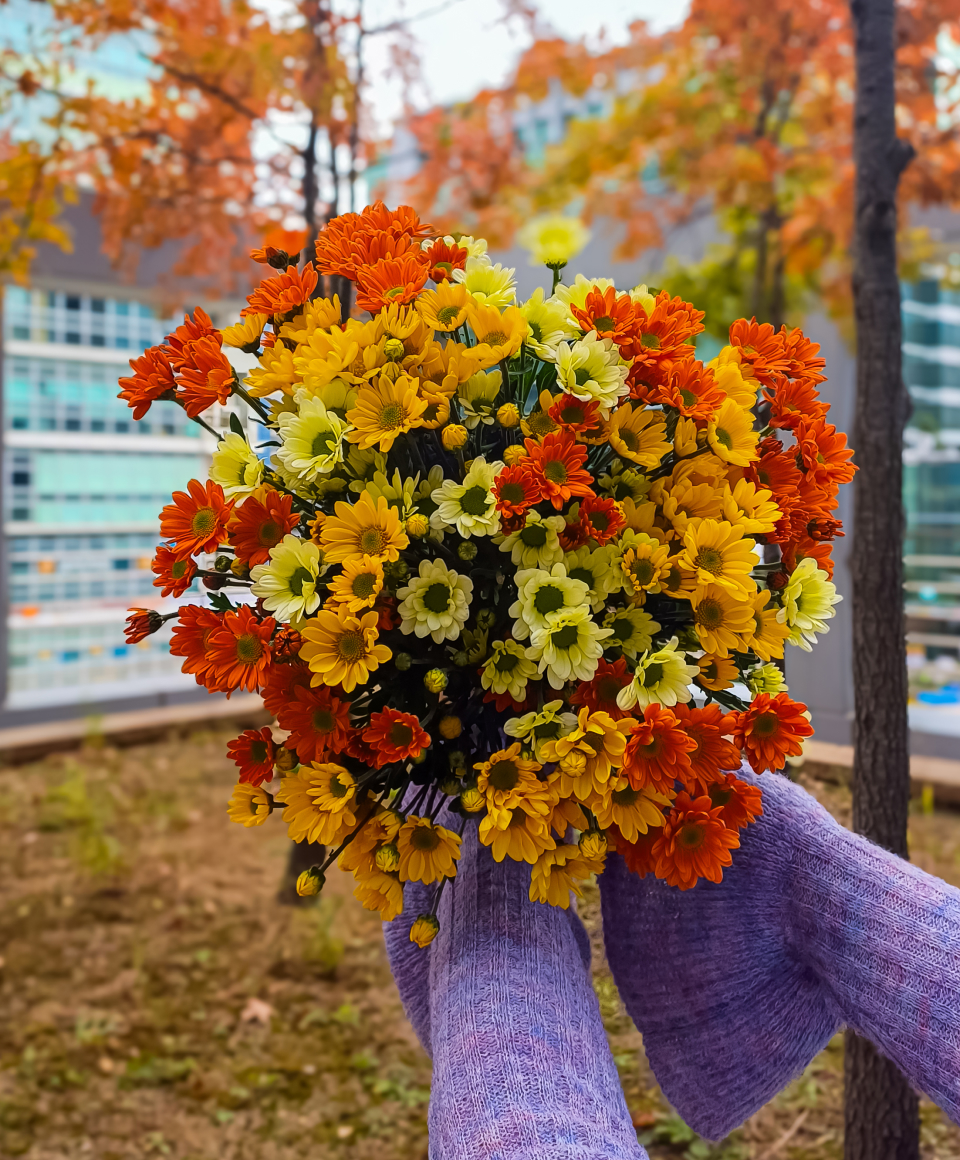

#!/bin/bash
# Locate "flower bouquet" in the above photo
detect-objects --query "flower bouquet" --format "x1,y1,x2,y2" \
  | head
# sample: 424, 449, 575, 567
121, 202, 853, 947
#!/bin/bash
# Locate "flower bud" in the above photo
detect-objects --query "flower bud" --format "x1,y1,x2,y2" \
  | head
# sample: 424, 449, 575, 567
441, 424, 468, 451
497, 402, 520, 428
394, 652, 412, 672
296, 866, 325, 897
424, 668, 448, 694
274, 745, 299, 773
559, 750, 588, 776
384, 337, 406, 361
457, 540, 478, 561
438, 715, 462, 740
214, 554, 233, 573
503, 444, 525, 466
440, 775, 462, 796
460, 786, 484, 813
448, 750, 467, 771
579, 831, 608, 861
230, 557, 251, 581
747, 663, 787, 695
406, 513, 429, 538
475, 607, 496, 631
375, 842, 400, 873
409, 914, 440, 948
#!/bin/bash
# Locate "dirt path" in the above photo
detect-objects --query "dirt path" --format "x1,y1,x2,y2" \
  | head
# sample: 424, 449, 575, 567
1, 730, 958, 1159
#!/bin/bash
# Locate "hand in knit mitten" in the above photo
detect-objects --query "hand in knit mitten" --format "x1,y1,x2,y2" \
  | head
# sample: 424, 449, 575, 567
600, 768, 960, 1140
383, 817, 648, 1160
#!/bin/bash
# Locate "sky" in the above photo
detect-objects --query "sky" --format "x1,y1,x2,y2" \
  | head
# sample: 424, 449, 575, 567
362, 0, 691, 133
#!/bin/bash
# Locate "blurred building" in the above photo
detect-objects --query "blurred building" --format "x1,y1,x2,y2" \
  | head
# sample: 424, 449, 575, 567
0, 198, 246, 727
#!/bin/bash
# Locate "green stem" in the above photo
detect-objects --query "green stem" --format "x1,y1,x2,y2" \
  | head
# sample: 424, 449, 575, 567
232, 380, 271, 423
190, 413, 222, 439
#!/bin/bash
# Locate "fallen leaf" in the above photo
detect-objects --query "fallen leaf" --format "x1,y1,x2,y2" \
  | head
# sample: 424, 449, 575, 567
240, 997, 273, 1024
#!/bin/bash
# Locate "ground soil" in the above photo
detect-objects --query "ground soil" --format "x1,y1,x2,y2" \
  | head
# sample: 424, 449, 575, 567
1, 729, 958, 1160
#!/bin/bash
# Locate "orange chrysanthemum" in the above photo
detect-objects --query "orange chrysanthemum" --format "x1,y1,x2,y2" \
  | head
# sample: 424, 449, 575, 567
277, 685, 353, 764
362, 708, 431, 768
672, 703, 742, 788
177, 335, 235, 417
162, 306, 220, 370
243, 262, 319, 316
424, 237, 468, 282
124, 607, 162, 644
170, 605, 227, 690
727, 318, 791, 387
782, 536, 836, 581
206, 605, 275, 694
228, 489, 300, 567
227, 727, 277, 786
315, 201, 433, 277
493, 462, 543, 519
152, 543, 196, 598
261, 660, 313, 719
523, 430, 595, 510
577, 495, 625, 545
781, 327, 827, 387
763, 375, 829, 430
569, 657, 633, 720
559, 518, 591, 552
609, 823, 659, 877
624, 291, 704, 370
705, 772, 763, 830
652, 791, 740, 889
570, 286, 637, 346
160, 479, 234, 559
658, 359, 726, 420
354, 253, 430, 314
733, 692, 814, 773
118, 346, 176, 420
793, 418, 857, 488
547, 392, 602, 434
806, 517, 844, 542
622, 704, 698, 795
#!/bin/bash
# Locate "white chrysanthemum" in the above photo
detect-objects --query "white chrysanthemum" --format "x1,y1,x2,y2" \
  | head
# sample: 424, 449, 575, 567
526, 606, 613, 690
430, 455, 502, 538
520, 287, 575, 356
498, 510, 566, 569
517, 214, 590, 268
277, 392, 350, 482
209, 432, 265, 498
552, 274, 616, 319
627, 283, 656, 313
453, 256, 517, 308
456, 369, 502, 429
554, 331, 629, 417
250, 535, 322, 625
481, 639, 539, 699
562, 545, 621, 611
430, 233, 487, 259
602, 605, 661, 660
509, 564, 591, 642
777, 557, 842, 651
397, 558, 474, 644
617, 637, 700, 711
504, 699, 579, 762
747, 663, 788, 695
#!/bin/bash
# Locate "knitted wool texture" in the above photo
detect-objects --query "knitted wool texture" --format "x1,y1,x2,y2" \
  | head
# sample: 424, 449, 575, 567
383, 814, 648, 1160
601, 769, 960, 1139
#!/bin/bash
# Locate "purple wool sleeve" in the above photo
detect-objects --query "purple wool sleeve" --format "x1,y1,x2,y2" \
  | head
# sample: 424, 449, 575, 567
600, 769, 960, 1140
383, 816, 648, 1160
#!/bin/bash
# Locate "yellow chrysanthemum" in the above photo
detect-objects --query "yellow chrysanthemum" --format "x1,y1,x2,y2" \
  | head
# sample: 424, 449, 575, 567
417, 281, 470, 332
354, 870, 404, 921
529, 844, 594, 909
706, 397, 759, 466
320, 492, 409, 565
658, 478, 725, 536
676, 518, 758, 598
327, 554, 385, 612
608, 403, 671, 469
210, 432, 265, 498
617, 637, 700, 711
747, 663, 788, 695
275, 764, 360, 845
742, 588, 791, 661
697, 653, 739, 691
227, 783, 272, 827
475, 743, 550, 827
520, 287, 571, 357
588, 777, 668, 843
222, 313, 268, 349
453, 256, 517, 308
294, 327, 361, 392
674, 415, 700, 457
539, 707, 633, 799
619, 534, 671, 599
517, 213, 591, 268
467, 302, 528, 366
345, 373, 427, 452
280, 296, 343, 344
707, 346, 759, 408
396, 816, 462, 884
478, 807, 557, 864
777, 557, 842, 651
299, 605, 392, 692
687, 586, 757, 657
246, 342, 301, 397
722, 478, 781, 536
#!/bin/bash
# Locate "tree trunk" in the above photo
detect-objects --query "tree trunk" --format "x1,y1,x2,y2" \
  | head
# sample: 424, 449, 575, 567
846, 0, 918, 1155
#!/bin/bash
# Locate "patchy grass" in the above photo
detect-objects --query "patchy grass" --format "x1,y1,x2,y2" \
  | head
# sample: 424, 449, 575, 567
0, 733, 957, 1159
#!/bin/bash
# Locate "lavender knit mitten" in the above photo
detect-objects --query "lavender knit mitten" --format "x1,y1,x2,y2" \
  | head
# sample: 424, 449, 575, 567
383, 817, 647, 1160
601, 769, 960, 1139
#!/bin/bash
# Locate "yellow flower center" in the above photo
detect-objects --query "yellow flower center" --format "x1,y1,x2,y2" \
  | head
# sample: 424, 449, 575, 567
235, 633, 263, 665
191, 506, 216, 537
542, 458, 569, 485
358, 526, 389, 554
336, 629, 367, 663
695, 598, 724, 630
488, 759, 520, 791
483, 330, 508, 346
377, 402, 406, 430
437, 305, 462, 325
352, 571, 378, 599
694, 547, 724, 575
526, 412, 558, 437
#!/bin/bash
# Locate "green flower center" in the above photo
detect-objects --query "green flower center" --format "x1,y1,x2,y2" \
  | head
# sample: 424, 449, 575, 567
311, 429, 336, 458
753, 711, 780, 738
495, 651, 520, 673
288, 565, 314, 597
630, 559, 656, 587
191, 506, 216, 537
312, 708, 336, 734
329, 774, 350, 798
533, 585, 565, 616
642, 662, 664, 687
235, 633, 263, 665
249, 739, 269, 764
695, 598, 724, 629
612, 785, 641, 806
171, 560, 188, 580
423, 581, 452, 614
679, 822, 705, 849
528, 320, 543, 341
551, 623, 580, 650
352, 571, 378, 599
542, 458, 569, 485
593, 316, 615, 332
258, 519, 280, 546
694, 547, 724, 575
336, 630, 366, 661
519, 524, 548, 548
611, 617, 634, 643
640, 332, 660, 349
460, 484, 490, 516
410, 825, 441, 851
359, 527, 387, 554
574, 367, 592, 386
483, 330, 508, 346
714, 426, 733, 450
389, 721, 414, 748
498, 481, 526, 505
